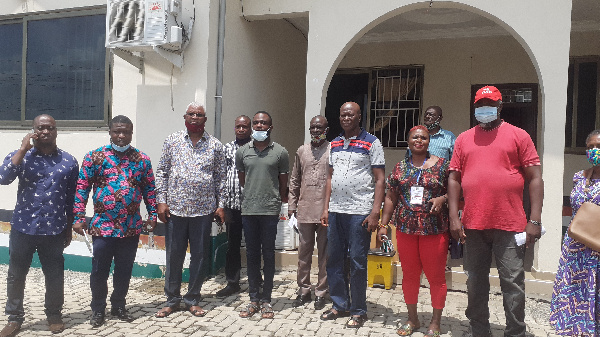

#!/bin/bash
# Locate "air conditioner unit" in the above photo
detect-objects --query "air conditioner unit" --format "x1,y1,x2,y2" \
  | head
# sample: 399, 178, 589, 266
106, 0, 183, 51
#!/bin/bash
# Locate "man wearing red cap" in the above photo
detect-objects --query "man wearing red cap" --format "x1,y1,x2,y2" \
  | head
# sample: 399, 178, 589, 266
447, 86, 543, 337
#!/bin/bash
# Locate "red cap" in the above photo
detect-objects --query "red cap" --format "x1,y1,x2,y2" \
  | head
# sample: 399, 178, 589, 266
474, 86, 502, 103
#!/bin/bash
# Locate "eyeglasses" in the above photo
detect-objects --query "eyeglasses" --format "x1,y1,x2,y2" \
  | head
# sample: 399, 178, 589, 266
186, 113, 205, 118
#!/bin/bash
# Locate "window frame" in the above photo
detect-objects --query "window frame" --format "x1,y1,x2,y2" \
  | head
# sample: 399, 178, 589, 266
0, 6, 111, 130
564, 56, 600, 154
366, 65, 424, 149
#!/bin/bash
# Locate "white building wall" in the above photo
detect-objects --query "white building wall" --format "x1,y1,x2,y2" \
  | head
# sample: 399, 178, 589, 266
220, 0, 307, 151
0, 0, 217, 217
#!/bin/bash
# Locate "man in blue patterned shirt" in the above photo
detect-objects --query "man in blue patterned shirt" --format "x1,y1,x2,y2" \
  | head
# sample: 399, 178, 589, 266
0, 114, 79, 336
216, 115, 252, 297
155, 102, 227, 319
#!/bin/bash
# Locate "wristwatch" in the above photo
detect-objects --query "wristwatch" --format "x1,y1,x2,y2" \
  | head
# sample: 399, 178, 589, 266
528, 219, 542, 226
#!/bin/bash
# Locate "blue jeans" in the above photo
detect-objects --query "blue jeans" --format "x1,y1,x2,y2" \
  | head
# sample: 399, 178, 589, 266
90, 235, 139, 312
242, 215, 278, 303
164, 214, 212, 308
326, 212, 370, 316
6, 229, 65, 322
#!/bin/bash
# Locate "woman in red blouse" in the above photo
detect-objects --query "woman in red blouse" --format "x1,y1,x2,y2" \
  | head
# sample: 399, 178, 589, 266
378, 125, 450, 337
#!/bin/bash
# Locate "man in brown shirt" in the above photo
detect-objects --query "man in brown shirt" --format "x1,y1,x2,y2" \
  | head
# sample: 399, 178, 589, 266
288, 116, 330, 310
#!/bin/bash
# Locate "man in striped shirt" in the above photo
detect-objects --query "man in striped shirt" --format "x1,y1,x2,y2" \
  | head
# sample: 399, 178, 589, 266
423, 106, 456, 161
216, 115, 252, 297
320, 102, 385, 328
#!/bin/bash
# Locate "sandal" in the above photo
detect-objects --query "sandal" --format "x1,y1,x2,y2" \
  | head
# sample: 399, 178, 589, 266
155, 306, 177, 318
188, 305, 207, 317
345, 315, 367, 328
397, 322, 420, 336
320, 308, 350, 321
260, 302, 275, 319
425, 330, 441, 337
239, 302, 260, 318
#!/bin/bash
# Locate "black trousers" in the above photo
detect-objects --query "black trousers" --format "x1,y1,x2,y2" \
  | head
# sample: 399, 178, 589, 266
224, 208, 243, 285
90, 235, 139, 312
6, 229, 65, 322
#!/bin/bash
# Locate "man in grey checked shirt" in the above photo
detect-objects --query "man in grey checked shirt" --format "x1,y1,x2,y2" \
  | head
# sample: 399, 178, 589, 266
154, 102, 227, 319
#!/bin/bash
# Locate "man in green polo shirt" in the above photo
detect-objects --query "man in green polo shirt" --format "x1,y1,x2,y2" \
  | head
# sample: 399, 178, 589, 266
235, 111, 289, 320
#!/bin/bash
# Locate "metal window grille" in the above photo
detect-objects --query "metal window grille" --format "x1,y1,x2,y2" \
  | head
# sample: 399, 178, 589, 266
368, 67, 423, 148
500, 88, 533, 103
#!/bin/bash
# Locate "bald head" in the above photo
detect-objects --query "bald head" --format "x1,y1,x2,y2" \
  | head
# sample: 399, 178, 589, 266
310, 115, 328, 128
339, 102, 361, 135
341, 102, 361, 115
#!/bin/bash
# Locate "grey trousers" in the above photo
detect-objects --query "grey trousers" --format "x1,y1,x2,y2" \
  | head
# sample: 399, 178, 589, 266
297, 222, 328, 297
464, 229, 526, 337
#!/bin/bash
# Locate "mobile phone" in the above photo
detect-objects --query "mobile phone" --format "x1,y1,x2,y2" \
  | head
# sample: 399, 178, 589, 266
29, 129, 35, 146
425, 201, 433, 212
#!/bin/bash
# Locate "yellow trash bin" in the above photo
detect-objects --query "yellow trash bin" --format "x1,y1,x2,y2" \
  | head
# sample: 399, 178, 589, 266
367, 249, 395, 290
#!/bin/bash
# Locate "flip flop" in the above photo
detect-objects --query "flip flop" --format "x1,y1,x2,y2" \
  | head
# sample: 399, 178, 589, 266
345, 315, 367, 328
397, 322, 420, 336
188, 305, 207, 317
425, 329, 441, 337
239, 302, 260, 318
155, 306, 176, 318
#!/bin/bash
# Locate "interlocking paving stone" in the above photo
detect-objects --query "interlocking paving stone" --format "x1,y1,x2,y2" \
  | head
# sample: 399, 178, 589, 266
0, 264, 557, 336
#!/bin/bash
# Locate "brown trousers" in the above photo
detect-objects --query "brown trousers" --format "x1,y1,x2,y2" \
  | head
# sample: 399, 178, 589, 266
297, 222, 328, 297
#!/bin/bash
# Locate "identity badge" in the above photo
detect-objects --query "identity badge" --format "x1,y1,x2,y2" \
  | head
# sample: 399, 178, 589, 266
410, 186, 424, 205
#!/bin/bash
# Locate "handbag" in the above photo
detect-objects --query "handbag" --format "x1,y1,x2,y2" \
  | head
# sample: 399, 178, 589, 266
568, 201, 600, 252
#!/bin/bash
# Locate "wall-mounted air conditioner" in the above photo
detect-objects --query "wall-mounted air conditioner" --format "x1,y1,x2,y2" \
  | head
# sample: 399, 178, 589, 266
106, 0, 183, 51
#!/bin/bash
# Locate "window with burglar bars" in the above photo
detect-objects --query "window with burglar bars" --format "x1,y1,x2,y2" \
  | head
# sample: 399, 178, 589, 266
368, 67, 423, 148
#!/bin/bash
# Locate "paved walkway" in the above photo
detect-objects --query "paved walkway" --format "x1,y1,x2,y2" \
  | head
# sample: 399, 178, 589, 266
0, 264, 559, 337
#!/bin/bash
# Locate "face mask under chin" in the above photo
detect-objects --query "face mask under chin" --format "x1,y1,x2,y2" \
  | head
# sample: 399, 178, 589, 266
111, 142, 131, 152
252, 129, 270, 141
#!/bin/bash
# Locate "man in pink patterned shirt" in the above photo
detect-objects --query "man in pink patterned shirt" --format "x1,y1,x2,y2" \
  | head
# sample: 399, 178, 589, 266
73, 115, 157, 328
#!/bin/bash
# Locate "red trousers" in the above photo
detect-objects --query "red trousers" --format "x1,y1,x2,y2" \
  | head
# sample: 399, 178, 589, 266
396, 232, 449, 309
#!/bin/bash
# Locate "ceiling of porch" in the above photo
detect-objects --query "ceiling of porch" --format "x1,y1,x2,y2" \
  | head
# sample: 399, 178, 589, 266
286, 0, 600, 44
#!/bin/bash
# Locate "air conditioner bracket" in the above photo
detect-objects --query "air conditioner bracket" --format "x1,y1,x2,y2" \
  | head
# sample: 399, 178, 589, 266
111, 48, 144, 73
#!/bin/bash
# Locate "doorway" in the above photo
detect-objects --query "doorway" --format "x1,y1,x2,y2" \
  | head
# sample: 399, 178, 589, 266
470, 84, 539, 146
325, 73, 369, 140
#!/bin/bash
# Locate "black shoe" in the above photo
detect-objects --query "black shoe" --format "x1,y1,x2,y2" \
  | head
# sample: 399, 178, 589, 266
314, 296, 327, 310
111, 307, 134, 322
216, 283, 241, 297
292, 294, 312, 307
90, 311, 105, 328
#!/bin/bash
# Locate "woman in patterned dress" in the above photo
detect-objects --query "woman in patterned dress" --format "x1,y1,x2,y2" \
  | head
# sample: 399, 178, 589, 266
378, 125, 449, 337
550, 129, 600, 336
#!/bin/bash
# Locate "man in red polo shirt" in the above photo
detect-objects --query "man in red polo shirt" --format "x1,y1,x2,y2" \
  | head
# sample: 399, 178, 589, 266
447, 86, 543, 337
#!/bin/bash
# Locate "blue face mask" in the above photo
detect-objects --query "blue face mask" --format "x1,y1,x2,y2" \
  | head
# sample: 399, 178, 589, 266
111, 142, 131, 152
474, 106, 498, 124
251, 129, 270, 142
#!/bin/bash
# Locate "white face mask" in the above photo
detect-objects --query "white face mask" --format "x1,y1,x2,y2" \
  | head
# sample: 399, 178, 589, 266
474, 106, 498, 124
111, 142, 131, 152
251, 129, 270, 142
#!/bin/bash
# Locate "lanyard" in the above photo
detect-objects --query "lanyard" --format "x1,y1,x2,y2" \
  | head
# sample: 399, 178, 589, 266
409, 154, 429, 185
